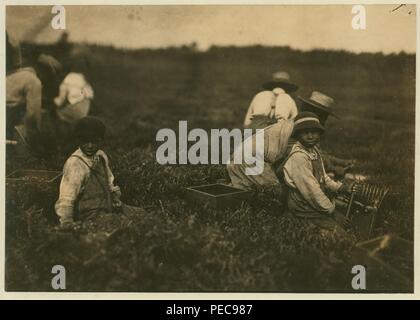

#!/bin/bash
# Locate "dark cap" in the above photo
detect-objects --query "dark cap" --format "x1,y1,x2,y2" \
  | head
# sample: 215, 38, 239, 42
75, 116, 106, 144
292, 112, 325, 137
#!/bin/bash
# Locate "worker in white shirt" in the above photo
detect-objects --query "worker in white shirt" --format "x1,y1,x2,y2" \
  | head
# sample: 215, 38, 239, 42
52, 59, 94, 154
228, 72, 299, 191
244, 71, 298, 129
54, 72, 94, 124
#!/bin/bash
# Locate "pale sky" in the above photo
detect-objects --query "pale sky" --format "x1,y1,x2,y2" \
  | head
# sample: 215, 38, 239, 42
6, 5, 417, 53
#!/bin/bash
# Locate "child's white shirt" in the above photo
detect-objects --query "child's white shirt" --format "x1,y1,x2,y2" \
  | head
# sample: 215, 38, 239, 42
55, 148, 117, 224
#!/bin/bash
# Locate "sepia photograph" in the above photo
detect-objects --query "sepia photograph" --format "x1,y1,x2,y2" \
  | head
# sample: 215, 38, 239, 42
3, 2, 417, 295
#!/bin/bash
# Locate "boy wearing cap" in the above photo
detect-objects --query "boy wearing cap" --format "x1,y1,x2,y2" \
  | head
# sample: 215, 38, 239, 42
55, 116, 142, 229
283, 112, 353, 233
297, 91, 355, 179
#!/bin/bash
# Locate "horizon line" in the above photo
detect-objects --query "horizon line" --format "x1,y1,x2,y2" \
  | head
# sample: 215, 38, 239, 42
24, 39, 417, 56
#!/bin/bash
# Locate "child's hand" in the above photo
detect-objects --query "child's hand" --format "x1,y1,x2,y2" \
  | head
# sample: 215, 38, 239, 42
339, 181, 356, 195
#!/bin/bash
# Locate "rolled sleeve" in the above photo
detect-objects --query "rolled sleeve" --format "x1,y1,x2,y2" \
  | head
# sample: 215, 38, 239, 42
324, 173, 342, 193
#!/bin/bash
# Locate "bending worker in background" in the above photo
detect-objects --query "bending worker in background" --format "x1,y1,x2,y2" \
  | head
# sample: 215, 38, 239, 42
228, 71, 299, 191
244, 71, 298, 129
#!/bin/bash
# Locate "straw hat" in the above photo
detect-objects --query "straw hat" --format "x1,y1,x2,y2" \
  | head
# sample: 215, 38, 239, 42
298, 91, 339, 118
262, 71, 298, 93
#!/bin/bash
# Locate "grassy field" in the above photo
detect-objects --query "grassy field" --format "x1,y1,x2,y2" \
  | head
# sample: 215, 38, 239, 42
5, 44, 415, 292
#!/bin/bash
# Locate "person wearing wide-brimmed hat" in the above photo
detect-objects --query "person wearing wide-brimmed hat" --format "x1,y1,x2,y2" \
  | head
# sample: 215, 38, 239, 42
292, 91, 355, 179
230, 72, 299, 190
244, 71, 299, 129
282, 112, 354, 234
297, 91, 338, 126
228, 72, 297, 191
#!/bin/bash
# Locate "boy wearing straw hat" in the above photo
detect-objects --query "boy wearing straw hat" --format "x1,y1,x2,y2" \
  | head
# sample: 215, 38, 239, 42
283, 112, 354, 233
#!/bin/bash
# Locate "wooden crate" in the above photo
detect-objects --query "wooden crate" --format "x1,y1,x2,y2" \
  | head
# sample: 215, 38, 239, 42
185, 183, 250, 209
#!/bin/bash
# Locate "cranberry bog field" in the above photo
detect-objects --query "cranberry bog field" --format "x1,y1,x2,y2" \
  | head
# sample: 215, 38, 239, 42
5, 45, 415, 292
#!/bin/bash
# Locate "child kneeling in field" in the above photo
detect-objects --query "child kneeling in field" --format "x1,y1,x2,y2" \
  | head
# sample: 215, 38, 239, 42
55, 116, 143, 230
283, 112, 354, 235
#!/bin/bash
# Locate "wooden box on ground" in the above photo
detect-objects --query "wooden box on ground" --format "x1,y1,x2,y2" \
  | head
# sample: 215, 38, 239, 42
185, 183, 250, 209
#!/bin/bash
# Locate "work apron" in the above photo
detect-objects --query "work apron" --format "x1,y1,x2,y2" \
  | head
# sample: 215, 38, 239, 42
72, 155, 113, 221
72, 155, 145, 233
